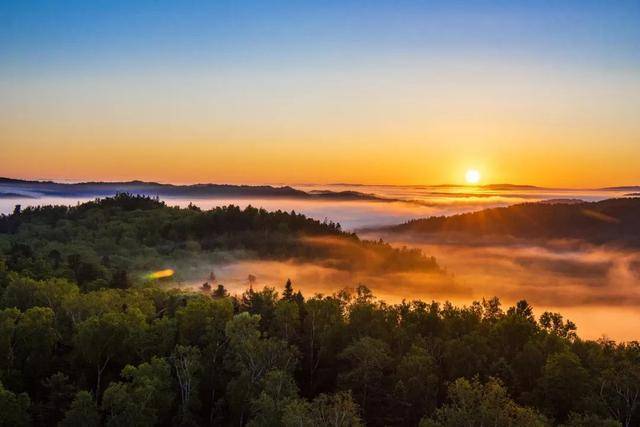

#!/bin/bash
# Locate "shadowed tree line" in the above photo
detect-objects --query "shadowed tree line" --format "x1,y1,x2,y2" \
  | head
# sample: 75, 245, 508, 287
1, 269, 639, 426
390, 197, 640, 246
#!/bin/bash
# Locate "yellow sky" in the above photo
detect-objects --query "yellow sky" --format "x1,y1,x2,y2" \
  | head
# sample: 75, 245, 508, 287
1, 62, 639, 187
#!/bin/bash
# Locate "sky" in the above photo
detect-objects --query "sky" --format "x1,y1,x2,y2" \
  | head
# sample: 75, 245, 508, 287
1, 1, 639, 186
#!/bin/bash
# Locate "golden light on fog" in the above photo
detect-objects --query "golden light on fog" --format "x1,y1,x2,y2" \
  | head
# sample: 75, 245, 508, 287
465, 169, 481, 184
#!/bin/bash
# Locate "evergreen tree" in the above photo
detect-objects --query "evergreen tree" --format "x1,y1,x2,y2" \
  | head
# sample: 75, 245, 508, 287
283, 279, 294, 301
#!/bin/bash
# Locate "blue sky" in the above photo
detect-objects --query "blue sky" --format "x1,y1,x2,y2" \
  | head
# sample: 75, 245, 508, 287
3, 1, 638, 72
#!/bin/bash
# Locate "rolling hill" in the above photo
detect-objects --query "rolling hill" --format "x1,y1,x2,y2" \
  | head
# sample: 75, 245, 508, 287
387, 197, 640, 246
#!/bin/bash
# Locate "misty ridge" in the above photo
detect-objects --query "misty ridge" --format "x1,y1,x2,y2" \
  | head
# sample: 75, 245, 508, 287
3, 188, 639, 313
4, 189, 640, 313
0, 177, 399, 204
4, 178, 637, 210
383, 197, 640, 247
359, 197, 640, 315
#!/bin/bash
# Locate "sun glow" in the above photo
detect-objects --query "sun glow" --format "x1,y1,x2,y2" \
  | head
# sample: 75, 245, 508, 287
465, 169, 481, 184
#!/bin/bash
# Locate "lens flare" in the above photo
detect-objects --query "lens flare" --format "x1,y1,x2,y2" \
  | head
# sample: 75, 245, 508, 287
146, 269, 175, 279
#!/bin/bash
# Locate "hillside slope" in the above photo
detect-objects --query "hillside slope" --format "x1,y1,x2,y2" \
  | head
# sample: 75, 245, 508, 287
0, 194, 439, 288
389, 197, 640, 246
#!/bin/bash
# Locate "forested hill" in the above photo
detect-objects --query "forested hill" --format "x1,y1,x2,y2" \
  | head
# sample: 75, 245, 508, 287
388, 197, 640, 246
0, 194, 438, 289
0, 195, 638, 426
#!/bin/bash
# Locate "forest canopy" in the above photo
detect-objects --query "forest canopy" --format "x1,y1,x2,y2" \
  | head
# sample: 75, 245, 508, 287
0, 194, 439, 291
0, 195, 637, 426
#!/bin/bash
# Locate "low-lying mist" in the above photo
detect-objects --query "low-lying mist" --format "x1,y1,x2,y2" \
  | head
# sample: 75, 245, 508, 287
165, 231, 640, 341
3, 186, 637, 341
2, 183, 631, 229
362, 231, 640, 341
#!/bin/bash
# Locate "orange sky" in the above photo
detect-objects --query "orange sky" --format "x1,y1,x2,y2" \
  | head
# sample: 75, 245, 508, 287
2, 4, 639, 187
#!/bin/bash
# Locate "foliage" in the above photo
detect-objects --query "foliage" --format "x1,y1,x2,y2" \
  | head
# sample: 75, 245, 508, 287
0, 381, 30, 426
419, 377, 548, 427
0, 194, 439, 290
0, 195, 636, 426
59, 391, 100, 427
102, 357, 173, 426
393, 197, 640, 246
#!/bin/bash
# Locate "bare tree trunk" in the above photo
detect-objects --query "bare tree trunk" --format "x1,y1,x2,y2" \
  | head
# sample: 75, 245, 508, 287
96, 357, 110, 401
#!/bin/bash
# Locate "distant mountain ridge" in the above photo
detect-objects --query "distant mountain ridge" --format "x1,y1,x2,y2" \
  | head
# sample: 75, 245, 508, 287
384, 197, 640, 246
2, 178, 638, 209
327, 182, 550, 190
599, 186, 640, 192
0, 177, 388, 202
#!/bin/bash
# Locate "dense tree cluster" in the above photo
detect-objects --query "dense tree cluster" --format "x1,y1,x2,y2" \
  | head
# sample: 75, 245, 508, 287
0, 194, 438, 290
0, 264, 638, 426
0, 195, 638, 426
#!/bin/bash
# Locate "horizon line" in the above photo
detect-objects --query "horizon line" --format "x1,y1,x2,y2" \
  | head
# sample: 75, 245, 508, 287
2, 176, 639, 192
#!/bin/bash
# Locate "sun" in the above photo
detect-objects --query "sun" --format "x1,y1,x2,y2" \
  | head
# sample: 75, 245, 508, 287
465, 169, 481, 184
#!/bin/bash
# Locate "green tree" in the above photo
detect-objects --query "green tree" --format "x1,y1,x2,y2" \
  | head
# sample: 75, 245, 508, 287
142, 316, 177, 358
512, 340, 546, 401
14, 307, 58, 380
442, 332, 491, 380
212, 284, 229, 299
538, 352, 590, 421
171, 345, 202, 424
539, 312, 577, 340
245, 287, 279, 332
283, 279, 294, 301
560, 412, 621, 427
420, 377, 548, 427
282, 392, 363, 427
74, 310, 147, 397
338, 336, 391, 416
0, 307, 19, 373
59, 391, 100, 427
175, 295, 233, 347
0, 381, 31, 427
274, 299, 300, 342
175, 295, 232, 423
225, 313, 298, 424
598, 343, 640, 427
2, 275, 44, 310
102, 357, 174, 426
37, 372, 76, 425
248, 370, 299, 427
491, 302, 538, 360
392, 342, 439, 424
302, 296, 345, 395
